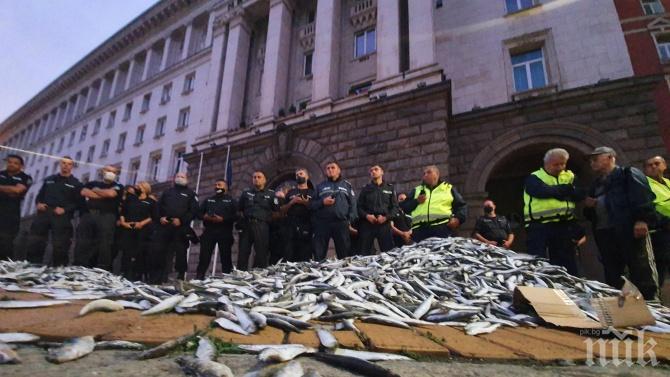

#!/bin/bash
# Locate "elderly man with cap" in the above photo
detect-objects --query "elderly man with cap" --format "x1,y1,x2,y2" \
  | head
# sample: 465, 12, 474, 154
0, 154, 32, 260
523, 148, 584, 275
584, 147, 659, 300
644, 156, 670, 287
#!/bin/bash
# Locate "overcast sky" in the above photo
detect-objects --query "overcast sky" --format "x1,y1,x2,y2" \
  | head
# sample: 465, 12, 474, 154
0, 0, 158, 123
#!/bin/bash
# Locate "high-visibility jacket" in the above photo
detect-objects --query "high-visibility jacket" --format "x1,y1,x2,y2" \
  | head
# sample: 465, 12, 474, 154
648, 176, 670, 219
523, 168, 576, 223
411, 182, 453, 229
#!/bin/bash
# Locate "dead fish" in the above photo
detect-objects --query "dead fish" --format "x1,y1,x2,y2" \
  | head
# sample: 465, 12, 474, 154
0, 343, 20, 364
258, 344, 312, 363
46, 336, 95, 364
333, 348, 412, 361
412, 295, 434, 319
0, 332, 40, 343
309, 352, 401, 377
141, 294, 184, 316
266, 317, 302, 333
138, 333, 197, 360
249, 311, 267, 328
214, 317, 250, 336
95, 340, 145, 350
233, 305, 258, 334
175, 355, 234, 377
273, 360, 304, 377
196, 336, 216, 361
115, 299, 150, 310
0, 300, 70, 309
79, 299, 124, 316
316, 328, 338, 349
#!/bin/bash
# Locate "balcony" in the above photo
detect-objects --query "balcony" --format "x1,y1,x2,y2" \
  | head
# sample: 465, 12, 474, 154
350, 0, 376, 31
299, 22, 315, 50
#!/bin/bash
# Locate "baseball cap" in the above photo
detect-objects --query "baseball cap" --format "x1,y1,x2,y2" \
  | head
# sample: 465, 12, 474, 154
588, 146, 616, 157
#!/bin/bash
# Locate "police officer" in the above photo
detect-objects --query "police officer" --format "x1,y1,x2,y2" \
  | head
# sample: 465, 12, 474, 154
311, 161, 356, 260
27, 156, 82, 266
472, 199, 514, 248
197, 179, 237, 279
644, 156, 670, 287
152, 172, 198, 282
118, 181, 156, 281
0, 154, 32, 260
357, 165, 399, 255
391, 193, 413, 247
281, 168, 316, 261
237, 170, 279, 270
74, 165, 123, 271
269, 185, 290, 265
524, 148, 584, 276
403, 165, 467, 242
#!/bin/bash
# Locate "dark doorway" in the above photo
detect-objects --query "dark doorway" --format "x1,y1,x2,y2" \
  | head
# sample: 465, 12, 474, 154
484, 144, 604, 281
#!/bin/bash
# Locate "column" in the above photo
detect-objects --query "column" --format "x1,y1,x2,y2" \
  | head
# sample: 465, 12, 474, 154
311, 0, 341, 103
84, 86, 95, 111
124, 59, 136, 90
204, 12, 215, 47
160, 36, 172, 71
95, 79, 106, 107
204, 14, 229, 132
408, 0, 436, 69
216, 12, 251, 131
73, 92, 84, 117
109, 68, 121, 99
376, 0, 401, 80
259, 0, 293, 120
181, 23, 194, 60
142, 49, 154, 81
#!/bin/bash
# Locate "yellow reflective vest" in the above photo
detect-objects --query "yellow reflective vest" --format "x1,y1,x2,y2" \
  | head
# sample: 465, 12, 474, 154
523, 168, 576, 224
647, 176, 670, 219
411, 182, 454, 229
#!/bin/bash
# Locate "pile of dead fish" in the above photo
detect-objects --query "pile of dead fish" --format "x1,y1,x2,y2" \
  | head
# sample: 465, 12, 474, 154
2, 237, 670, 339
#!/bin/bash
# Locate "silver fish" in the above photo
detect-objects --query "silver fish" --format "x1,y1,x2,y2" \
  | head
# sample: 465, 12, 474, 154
175, 356, 234, 377
214, 317, 250, 335
79, 299, 124, 316
46, 336, 95, 364
95, 340, 145, 350
258, 344, 312, 363
0, 332, 39, 343
333, 348, 412, 361
0, 343, 20, 364
196, 336, 216, 361
316, 328, 338, 349
0, 300, 70, 308
141, 294, 184, 316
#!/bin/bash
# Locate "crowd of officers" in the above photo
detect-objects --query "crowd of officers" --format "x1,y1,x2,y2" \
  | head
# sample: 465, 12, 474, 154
1, 146, 669, 302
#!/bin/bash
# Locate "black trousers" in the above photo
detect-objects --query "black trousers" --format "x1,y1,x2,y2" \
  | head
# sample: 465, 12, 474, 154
286, 220, 313, 262
312, 220, 350, 260
73, 211, 117, 271
150, 224, 189, 283
412, 223, 453, 243
26, 212, 73, 266
0, 217, 18, 261
269, 222, 290, 265
526, 221, 578, 276
652, 229, 670, 286
594, 228, 659, 300
119, 226, 151, 281
197, 227, 234, 278
358, 221, 394, 255
237, 220, 270, 271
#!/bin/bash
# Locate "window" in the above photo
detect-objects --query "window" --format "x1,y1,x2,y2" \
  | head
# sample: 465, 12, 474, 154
656, 34, 670, 62
642, 0, 664, 15
183, 72, 195, 94
177, 107, 190, 130
161, 83, 172, 104
172, 147, 186, 175
511, 49, 547, 92
141, 93, 151, 113
303, 52, 313, 76
79, 124, 88, 142
506, 0, 538, 13
57, 137, 64, 153
93, 118, 101, 135
135, 125, 145, 145
123, 102, 133, 121
101, 139, 110, 157
354, 28, 376, 58
155, 116, 166, 138
81, 173, 90, 184
149, 153, 162, 182
52, 162, 59, 174
39, 147, 45, 161
86, 146, 95, 163
68, 131, 76, 147
128, 159, 141, 185
116, 132, 126, 152
48, 142, 55, 155
107, 111, 116, 128
75, 151, 82, 164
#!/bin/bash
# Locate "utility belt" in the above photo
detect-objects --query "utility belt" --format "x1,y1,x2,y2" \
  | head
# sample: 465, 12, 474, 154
87, 208, 116, 215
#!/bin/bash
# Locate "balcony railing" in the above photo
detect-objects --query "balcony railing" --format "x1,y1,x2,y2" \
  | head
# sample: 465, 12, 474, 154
350, 0, 377, 30
299, 22, 315, 50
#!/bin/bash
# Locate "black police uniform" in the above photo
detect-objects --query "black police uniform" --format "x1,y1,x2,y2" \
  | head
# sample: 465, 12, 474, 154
269, 195, 289, 265
357, 181, 399, 255
73, 180, 123, 271
285, 186, 316, 261
473, 215, 512, 246
197, 191, 237, 278
311, 177, 357, 260
119, 192, 156, 280
27, 174, 82, 266
0, 170, 32, 260
152, 184, 198, 282
392, 206, 413, 248
237, 187, 279, 270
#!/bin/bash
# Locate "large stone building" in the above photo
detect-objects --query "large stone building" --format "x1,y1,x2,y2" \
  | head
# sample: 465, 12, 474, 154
0, 0, 668, 276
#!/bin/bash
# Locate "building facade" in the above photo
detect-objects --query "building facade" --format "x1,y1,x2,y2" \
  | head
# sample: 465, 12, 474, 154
0, 0, 668, 276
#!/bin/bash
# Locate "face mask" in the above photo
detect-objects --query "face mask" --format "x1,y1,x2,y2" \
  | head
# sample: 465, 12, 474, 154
103, 171, 116, 182
215, 189, 225, 195
175, 177, 187, 186
483, 206, 494, 214
296, 176, 306, 184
